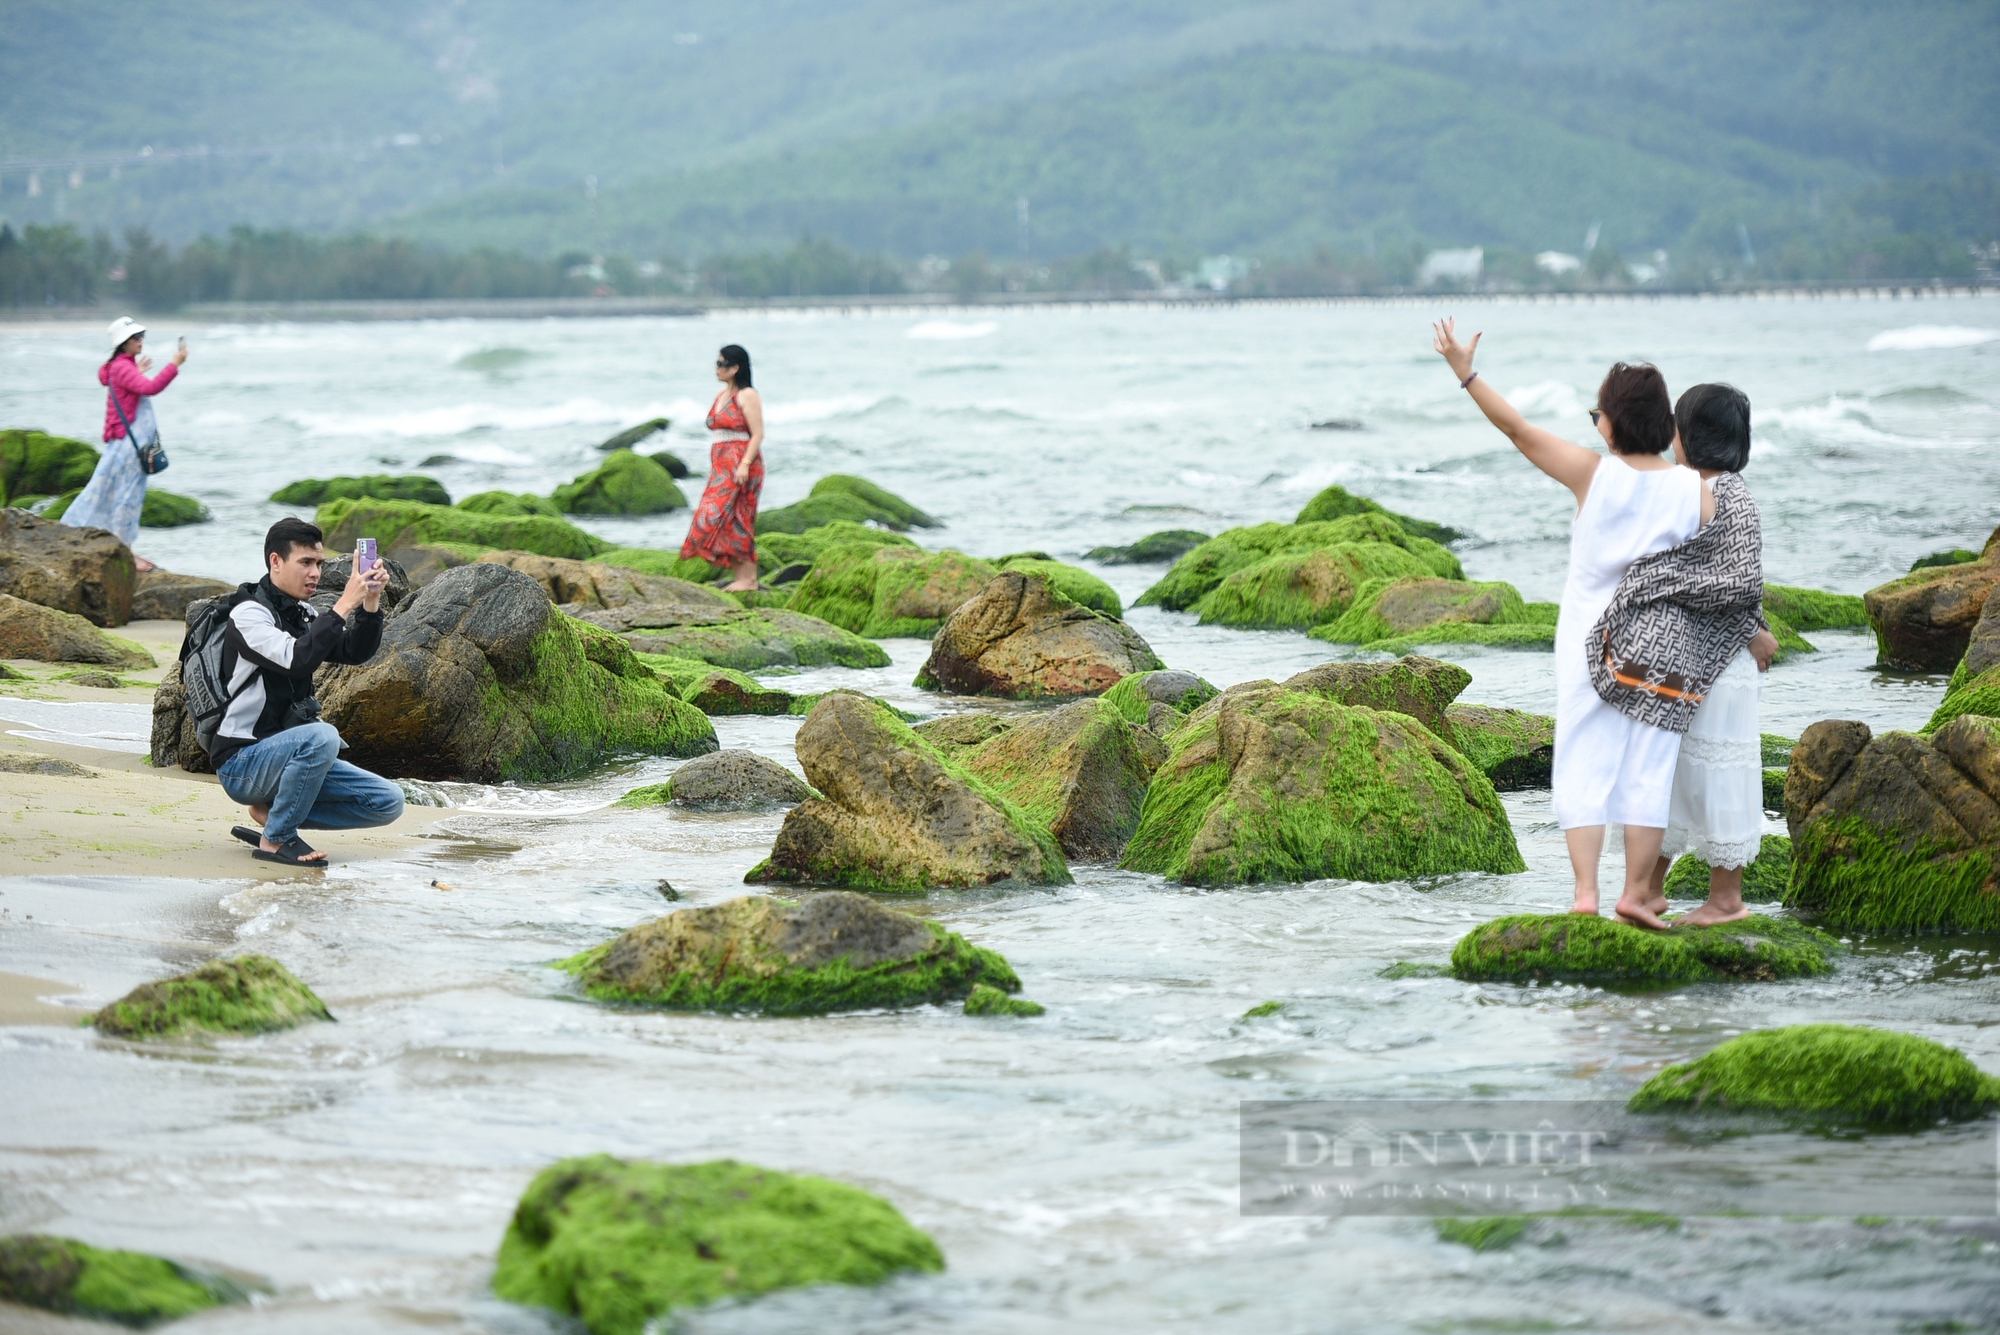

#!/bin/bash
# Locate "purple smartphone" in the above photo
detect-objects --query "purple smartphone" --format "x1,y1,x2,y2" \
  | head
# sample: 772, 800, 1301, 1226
355, 537, 378, 575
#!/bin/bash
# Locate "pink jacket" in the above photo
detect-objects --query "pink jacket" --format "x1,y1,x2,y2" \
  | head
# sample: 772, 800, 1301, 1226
99, 353, 177, 441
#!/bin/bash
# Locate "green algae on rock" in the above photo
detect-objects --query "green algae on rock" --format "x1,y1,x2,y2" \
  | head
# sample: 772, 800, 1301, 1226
755, 520, 917, 575
1101, 668, 1220, 733
996, 555, 1122, 617
748, 691, 1069, 891
1450, 913, 1839, 985
941, 698, 1157, 860
1783, 714, 2000, 933
1628, 1024, 2000, 1128
582, 599, 891, 670
38, 486, 213, 529
597, 416, 670, 452
637, 652, 794, 715
1086, 529, 1210, 564
560, 890, 1023, 1013
91, 955, 332, 1039
1911, 548, 1982, 572
964, 982, 1045, 1016
1434, 1217, 1528, 1252
589, 545, 721, 583
1922, 665, 2000, 734
1662, 834, 1793, 902
1281, 655, 1471, 748
1135, 514, 1464, 614
1310, 574, 1535, 646
1197, 541, 1439, 631
552, 449, 688, 515
1445, 703, 1555, 790
1862, 548, 1999, 671
0, 1233, 243, 1327
492, 1155, 944, 1335
271, 473, 450, 506
917, 571, 1163, 699
810, 474, 938, 527
788, 542, 998, 638
457, 490, 563, 519
318, 564, 716, 782
1241, 1000, 1285, 1018
1121, 681, 1522, 885
1761, 583, 1869, 632
1293, 483, 1463, 543
316, 497, 608, 562
0, 593, 156, 668
0, 428, 100, 504
757, 476, 936, 535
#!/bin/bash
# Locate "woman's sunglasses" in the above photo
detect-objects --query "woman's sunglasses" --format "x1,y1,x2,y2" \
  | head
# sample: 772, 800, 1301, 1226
1588, 409, 1603, 425
715, 359, 732, 369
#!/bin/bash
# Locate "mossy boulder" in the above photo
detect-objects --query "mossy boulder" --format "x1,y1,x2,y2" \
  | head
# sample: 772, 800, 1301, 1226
649, 449, 690, 478
1086, 529, 1210, 564
755, 521, 917, 576
963, 982, 1045, 1016
0, 592, 153, 667
560, 890, 1023, 1013
492, 1155, 943, 1335
316, 497, 608, 562
1446, 703, 1555, 789
1293, 483, 1463, 543
592, 545, 724, 583
757, 476, 936, 535
133, 489, 212, 527
1198, 541, 1440, 631
1628, 1025, 2000, 1127
1783, 714, 2000, 933
747, 692, 1069, 891
1451, 913, 1840, 984
1279, 655, 1471, 748
1922, 598, 2000, 734
1101, 668, 1220, 735
0, 1234, 242, 1327
270, 474, 450, 506
1862, 550, 1998, 671
457, 490, 563, 518
1120, 679, 1523, 885
1311, 575, 1539, 648
575, 599, 889, 670
617, 750, 812, 808
473, 550, 735, 613
0, 506, 136, 626
812, 474, 937, 527
926, 698, 1158, 860
597, 416, 670, 452
551, 449, 688, 515
0, 429, 100, 504
996, 556, 1122, 617
317, 563, 716, 781
1663, 835, 1793, 902
1911, 548, 1982, 572
788, 543, 998, 638
91, 955, 331, 1039
917, 571, 1162, 699
1761, 583, 1868, 633
638, 653, 794, 715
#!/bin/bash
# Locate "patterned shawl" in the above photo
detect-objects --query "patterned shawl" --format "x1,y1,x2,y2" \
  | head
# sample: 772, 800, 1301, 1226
1588, 471, 1766, 734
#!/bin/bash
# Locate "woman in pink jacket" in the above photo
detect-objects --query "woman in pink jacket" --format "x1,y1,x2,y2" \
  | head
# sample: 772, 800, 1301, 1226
65, 315, 186, 569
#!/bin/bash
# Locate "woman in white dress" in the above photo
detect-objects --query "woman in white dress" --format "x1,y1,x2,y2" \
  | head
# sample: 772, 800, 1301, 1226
1432, 319, 1711, 926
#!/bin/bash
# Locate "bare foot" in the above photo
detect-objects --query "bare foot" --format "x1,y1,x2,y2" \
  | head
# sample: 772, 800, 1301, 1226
722, 582, 759, 592
134, 556, 156, 572
1677, 900, 1752, 927
1570, 894, 1600, 916
1613, 895, 1669, 930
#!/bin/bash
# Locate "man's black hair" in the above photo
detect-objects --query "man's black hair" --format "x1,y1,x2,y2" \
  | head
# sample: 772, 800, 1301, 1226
264, 517, 325, 567
1674, 382, 1752, 473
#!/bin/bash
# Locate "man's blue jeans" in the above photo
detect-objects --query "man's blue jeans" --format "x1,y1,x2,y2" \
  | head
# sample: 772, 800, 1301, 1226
216, 722, 404, 845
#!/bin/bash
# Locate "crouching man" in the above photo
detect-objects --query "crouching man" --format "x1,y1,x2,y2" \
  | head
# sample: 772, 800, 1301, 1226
212, 518, 403, 866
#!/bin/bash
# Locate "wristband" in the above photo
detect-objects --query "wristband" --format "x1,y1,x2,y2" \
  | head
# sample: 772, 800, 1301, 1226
1460, 371, 1479, 390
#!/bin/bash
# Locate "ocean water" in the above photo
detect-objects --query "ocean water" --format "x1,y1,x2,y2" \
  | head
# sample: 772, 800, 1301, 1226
1, 294, 1998, 1333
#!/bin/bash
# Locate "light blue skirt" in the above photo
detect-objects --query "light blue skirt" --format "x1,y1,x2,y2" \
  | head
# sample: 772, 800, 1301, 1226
63, 398, 155, 547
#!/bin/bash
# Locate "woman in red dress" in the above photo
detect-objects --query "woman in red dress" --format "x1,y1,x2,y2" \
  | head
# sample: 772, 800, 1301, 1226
679, 343, 765, 591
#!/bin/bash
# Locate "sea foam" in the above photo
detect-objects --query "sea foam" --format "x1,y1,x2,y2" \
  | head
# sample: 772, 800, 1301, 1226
1866, 325, 2000, 352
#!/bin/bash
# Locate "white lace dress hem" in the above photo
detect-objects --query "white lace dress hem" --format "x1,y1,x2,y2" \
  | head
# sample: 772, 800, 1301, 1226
1659, 648, 1764, 871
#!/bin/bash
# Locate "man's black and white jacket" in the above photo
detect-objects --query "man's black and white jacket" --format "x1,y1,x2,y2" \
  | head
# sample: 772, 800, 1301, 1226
208, 577, 384, 769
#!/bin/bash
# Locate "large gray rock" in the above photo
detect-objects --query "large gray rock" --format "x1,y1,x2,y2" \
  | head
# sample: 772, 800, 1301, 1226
0, 508, 136, 627
307, 555, 414, 619
622, 749, 814, 808
475, 551, 730, 612
0, 592, 152, 668
130, 568, 234, 622
150, 661, 207, 772
916, 571, 1162, 699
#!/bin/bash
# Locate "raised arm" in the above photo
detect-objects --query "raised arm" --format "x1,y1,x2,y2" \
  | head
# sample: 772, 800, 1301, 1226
1432, 319, 1599, 506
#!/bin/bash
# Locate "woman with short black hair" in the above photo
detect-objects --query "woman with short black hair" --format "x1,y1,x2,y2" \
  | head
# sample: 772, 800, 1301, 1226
1433, 319, 1711, 927
679, 343, 765, 591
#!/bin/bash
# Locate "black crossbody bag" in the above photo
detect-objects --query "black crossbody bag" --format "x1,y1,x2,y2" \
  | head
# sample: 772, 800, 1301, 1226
107, 384, 170, 475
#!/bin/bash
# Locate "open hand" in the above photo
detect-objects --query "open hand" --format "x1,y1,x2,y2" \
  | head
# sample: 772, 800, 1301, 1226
137, 355, 154, 373
1431, 317, 1481, 382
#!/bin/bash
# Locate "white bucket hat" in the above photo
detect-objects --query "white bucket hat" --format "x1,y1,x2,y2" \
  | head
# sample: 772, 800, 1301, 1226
106, 315, 146, 351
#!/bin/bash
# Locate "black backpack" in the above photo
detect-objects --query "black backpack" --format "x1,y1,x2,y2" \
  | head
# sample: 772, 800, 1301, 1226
179, 583, 269, 759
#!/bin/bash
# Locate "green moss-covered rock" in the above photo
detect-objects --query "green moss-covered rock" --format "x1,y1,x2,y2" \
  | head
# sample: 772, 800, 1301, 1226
0, 593, 155, 667
756, 491, 892, 534
1784, 715, 2000, 933
316, 497, 608, 561
755, 521, 917, 575
0, 1234, 241, 1327
1311, 574, 1538, 648
1352, 621, 1558, 655
1197, 542, 1438, 631
917, 571, 1162, 698
592, 545, 723, 583
1101, 669, 1220, 731
1761, 733, 1795, 766
1121, 681, 1522, 885
1135, 515, 1464, 613
318, 564, 715, 781
1434, 1217, 1528, 1252
1086, 529, 1210, 564
1451, 913, 1840, 984
1763, 766, 1786, 810
1446, 703, 1555, 789
1662, 835, 1793, 902
636, 652, 794, 715
748, 692, 1069, 891
810, 474, 938, 527
1761, 608, 1814, 662
271, 474, 450, 506
649, 449, 690, 478
1761, 583, 1868, 633
1923, 664, 2000, 735
91, 955, 331, 1039
941, 697, 1157, 860
1911, 548, 1981, 572
1628, 1025, 2000, 1128
1281, 655, 1472, 748
996, 556, 1122, 617
457, 490, 564, 518
788, 543, 999, 638
492, 1154, 943, 1335
0, 429, 100, 504
1293, 483, 1462, 543
561, 890, 1021, 1013
582, 599, 890, 670
963, 982, 1045, 1016
1862, 556, 1999, 671
39, 487, 208, 529
616, 750, 812, 808
552, 450, 688, 515
598, 417, 670, 452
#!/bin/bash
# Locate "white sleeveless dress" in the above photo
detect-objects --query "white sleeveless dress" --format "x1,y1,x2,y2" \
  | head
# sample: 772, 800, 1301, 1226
1551, 457, 1704, 830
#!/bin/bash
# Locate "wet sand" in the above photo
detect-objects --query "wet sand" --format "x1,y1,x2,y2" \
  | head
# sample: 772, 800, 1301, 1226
0, 969, 80, 1026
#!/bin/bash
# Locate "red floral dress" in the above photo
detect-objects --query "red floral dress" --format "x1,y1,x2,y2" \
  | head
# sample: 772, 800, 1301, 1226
679, 390, 763, 567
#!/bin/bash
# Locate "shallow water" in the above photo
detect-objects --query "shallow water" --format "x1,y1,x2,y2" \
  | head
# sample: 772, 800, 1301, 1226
2, 296, 1998, 1332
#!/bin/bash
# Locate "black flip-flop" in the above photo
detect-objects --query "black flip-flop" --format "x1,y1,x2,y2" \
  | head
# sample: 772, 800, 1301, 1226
252, 836, 326, 867
229, 825, 263, 848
